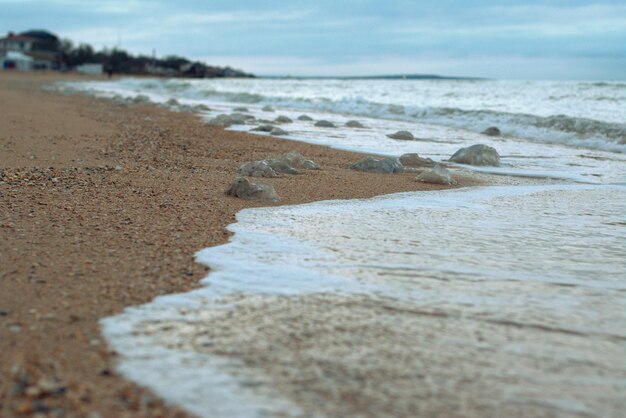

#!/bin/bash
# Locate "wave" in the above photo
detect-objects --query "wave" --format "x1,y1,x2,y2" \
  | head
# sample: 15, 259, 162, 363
60, 78, 626, 153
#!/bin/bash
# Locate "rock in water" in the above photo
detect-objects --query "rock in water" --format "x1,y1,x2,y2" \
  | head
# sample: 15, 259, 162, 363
349, 157, 404, 173
251, 124, 275, 132
275, 115, 293, 124
314, 120, 336, 128
449, 144, 500, 166
226, 177, 279, 201
482, 126, 501, 136
416, 164, 457, 185
386, 130, 414, 140
345, 120, 366, 128
297, 115, 314, 121
262, 105, 275, 112
166, 98, 180, 106
208, 113, 253, 127
399, 153, 435, 168
233, 106, 249, 112
237, 161, 278, 178
194, 104, 211, 111
271, 127, 289, 136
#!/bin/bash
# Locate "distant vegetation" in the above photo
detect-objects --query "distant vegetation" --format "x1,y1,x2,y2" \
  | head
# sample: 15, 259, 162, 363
59, 38, 254, 78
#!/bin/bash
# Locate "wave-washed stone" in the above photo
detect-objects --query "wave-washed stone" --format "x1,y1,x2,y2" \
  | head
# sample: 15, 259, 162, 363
386, 130, 414, 140
275, 116, 293, 124
449, 144, 500, 166
482, 126, 501, 136
416, 164, 457, 185
314, 120, 336, 128
297, 115, 314, 121
345, 120, 366, 128
271, 127, 289, 136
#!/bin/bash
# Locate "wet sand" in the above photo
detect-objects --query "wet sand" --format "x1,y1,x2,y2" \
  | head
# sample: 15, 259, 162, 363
0, 72, 476, 417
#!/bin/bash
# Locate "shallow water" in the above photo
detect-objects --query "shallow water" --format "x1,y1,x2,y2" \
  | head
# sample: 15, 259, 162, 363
102, 185, 626, 417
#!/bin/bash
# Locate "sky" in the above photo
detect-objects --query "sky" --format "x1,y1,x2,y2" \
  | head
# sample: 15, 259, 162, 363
1, 0, 625, 79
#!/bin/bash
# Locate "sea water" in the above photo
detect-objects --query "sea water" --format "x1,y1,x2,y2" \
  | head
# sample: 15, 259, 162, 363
63, 78, 626, 417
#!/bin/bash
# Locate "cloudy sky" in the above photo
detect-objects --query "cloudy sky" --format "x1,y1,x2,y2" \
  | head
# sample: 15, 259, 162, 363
1, 0, 624, 79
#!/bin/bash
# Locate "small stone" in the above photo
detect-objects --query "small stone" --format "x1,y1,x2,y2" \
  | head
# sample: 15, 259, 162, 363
386, 130, 414, 140
25, 386, 42, 398
51, 177, 59, 183
449, 144, 500, 166
345, 120, 365, 128
416, 164, 457, 185
226, 177, 279, 201
297, 114, 313, 121
350, 157, 404, 173
233, 106, 249, 112
270, 127, 288, 136
482, 126, 501, 136
251, 124, 275, 132
114, 165, 122, 171
314, 120, 336, 128
194, 104, 211, 111
0, 309, 7, 316
166, 98, 180, 106
399, 153, 435, 168
237, 161, 278, 178
262, 105, 275, 112
274, 115, 293, 123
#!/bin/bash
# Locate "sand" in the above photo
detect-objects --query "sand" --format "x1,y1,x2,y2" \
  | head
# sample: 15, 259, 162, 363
0, 72, 477, 417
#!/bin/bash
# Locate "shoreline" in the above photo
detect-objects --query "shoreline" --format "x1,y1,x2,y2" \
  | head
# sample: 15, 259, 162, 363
0, 72, 480, 417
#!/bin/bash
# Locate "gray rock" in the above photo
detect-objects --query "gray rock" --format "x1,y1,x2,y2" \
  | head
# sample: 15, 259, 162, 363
208, 114, 238, 127
297, 115, 314, 121
251, 124, 275, 132
482, 126, 501, 136
237, 161, 278, 178
226, 177, 279, 201
449, 144, 500, 166
233, 106, 249, 112
386, 130, 414, 141
350, 157, 404, 173
275, 115, 293, 124
194, 104, 211, 111
166, 98, 180, 106
416, 164, 457, 185
345, 120, 366, 128
278, 150, 320, 170
262, 105, 275, 112
230, 112, 255, 122
399, 153, 435, 168
315, 120, 336, 128
267, 160, 300, 175
131, 94, 151, 104
271, 127, 289, 136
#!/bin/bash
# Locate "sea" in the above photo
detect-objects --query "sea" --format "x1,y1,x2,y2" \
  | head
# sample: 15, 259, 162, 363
61, 78, 626, 417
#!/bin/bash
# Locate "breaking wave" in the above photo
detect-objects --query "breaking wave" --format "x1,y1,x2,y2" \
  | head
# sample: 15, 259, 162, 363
60, 78, 626, 153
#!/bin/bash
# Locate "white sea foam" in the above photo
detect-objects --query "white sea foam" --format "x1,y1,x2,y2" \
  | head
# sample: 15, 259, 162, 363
60, 78, 626, 153
102, 185, 626, 417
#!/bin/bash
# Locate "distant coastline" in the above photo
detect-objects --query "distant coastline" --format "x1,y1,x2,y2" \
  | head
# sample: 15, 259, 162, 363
262, 74, 485, 81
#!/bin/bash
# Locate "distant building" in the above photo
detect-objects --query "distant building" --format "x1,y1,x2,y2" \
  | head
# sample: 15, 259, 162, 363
0, 30, 61, 70
76, 63, 103, 75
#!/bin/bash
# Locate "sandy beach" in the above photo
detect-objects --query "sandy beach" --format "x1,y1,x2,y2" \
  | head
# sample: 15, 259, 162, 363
0, 72, 477, 417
